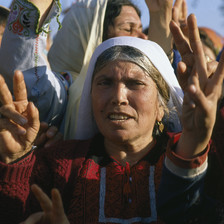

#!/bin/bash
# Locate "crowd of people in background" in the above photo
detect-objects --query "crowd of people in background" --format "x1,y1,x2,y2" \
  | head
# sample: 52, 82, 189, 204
0, 0, 224, 223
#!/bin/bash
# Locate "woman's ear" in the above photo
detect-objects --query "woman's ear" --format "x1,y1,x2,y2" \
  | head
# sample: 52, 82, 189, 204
156, 103, 164, 122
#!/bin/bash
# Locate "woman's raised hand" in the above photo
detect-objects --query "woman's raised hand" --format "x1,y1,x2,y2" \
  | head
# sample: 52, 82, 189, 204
0, 70, 40, 163
172, 15, 224, 158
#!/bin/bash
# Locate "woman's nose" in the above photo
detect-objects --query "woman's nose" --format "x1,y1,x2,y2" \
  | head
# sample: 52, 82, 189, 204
131, 29, 148, 40
111, 84, 128, 105
137, 31, 148, 40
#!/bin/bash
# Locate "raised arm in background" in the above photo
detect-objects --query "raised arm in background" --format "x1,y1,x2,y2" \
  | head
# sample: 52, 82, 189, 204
146, 0, 173, 56
0, 0, 67, 128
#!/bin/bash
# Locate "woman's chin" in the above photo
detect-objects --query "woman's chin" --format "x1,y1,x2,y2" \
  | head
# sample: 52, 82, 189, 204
104, 130, 136, 144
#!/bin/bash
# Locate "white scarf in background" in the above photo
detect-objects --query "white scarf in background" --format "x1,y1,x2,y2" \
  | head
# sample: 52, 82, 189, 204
48, 0, 108, 139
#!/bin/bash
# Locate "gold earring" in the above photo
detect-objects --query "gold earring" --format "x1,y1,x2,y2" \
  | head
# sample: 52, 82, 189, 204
157, 121, 164, 133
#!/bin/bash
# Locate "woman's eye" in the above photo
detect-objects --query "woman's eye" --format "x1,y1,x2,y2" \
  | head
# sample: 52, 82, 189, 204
127, 80, 145, 88
135, 81, 144, 85
132, 80, 144, 85
124, 29, 131, 32
97, 80, 111, 86
120, 26, 132, 33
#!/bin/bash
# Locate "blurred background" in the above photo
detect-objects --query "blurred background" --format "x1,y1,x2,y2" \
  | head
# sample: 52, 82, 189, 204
1, 0, 224, 38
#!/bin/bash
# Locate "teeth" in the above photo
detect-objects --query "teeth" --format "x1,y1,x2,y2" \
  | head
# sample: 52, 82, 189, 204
109, 114, 129, 120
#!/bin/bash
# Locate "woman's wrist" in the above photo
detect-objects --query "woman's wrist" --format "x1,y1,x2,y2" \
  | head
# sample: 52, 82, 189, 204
175, 130, 212, 159
9, 146, 36, 164
148, 12, 173, 54
0, 145, 35, 164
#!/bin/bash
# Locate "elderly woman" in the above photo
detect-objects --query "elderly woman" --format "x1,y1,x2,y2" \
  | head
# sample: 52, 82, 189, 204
0, 14, 224, 223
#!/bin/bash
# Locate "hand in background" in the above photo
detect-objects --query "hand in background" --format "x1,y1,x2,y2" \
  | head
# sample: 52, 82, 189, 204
172, 0, 188, 38
146, 0, 174, 54
20, 184, 69, 224
35, 122, 63, 148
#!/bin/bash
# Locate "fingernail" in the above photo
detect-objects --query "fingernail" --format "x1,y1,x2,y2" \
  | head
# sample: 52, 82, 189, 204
47, 131, 55, 138
189, 100, 196, 108
19, 117, 28, 125
18, 128, 26, 135
190, 84, 196, 93
44, 143, 50, 148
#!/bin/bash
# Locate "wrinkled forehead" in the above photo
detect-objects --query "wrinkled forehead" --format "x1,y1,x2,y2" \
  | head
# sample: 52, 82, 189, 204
92, 45, 153, 77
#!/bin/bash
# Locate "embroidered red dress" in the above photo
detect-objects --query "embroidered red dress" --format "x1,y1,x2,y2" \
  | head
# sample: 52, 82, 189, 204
0, 133, 213, 224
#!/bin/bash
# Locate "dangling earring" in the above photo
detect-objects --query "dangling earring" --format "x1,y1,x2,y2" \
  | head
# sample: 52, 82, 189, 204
157, 121, 164, 133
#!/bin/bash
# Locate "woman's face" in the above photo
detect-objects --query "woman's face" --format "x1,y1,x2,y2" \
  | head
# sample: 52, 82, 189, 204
107, 6, 147, 40
91, 60, 164, 145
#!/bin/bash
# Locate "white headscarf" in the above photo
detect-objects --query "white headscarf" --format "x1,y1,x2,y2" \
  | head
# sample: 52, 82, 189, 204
75, 36, 184, 140
47, 0, 108, 139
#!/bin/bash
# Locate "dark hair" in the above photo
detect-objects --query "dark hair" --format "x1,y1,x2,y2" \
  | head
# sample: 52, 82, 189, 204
103, 0, 141, 41
0, 6, 10, 26
199, 28, 218, 57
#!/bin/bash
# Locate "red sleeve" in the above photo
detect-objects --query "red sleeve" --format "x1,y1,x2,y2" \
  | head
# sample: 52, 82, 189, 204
166, 132, 209, 169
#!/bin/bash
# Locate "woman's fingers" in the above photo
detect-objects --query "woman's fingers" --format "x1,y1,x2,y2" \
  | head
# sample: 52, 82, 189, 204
170, 19, 193, 66
44, 132, 63, 148
51, 188, 70, 224
177, 61, 190, 91
13, 70, 27, 102
20, 212, 44, 224
30, 184, 69, 224
0, 75, 14, 106
0, 71, 29, 117
187, 76, 207, 110
182, 0, 187, 19
172, 0, 183, 22
31, 184, 53, 213
0, 118, 27, 135
45, 125, 59, 138
51, 188, 66, 217
209, 51, 224, 96
27, 102, 39, 128
0, 105, 28, 126
207, 61, 219, 78
13, 71, 29, 113
0, 102, 39, 148
214, 51, 224, 84
25, 102, 40, 143
34, 123, 62, 148
187, 14, 207, 79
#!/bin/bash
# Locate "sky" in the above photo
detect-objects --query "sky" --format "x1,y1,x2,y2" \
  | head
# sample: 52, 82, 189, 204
1, 0, 224, 36
133, 0, 224, 36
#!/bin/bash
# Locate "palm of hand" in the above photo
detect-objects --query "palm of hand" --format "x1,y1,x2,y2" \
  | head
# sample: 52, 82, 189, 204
181, 72, 219, 138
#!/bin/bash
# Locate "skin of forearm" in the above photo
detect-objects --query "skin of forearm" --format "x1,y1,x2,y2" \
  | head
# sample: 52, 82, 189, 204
29, 0, 54, 27
148, 12, 173, 54
175, 128, 212, 159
